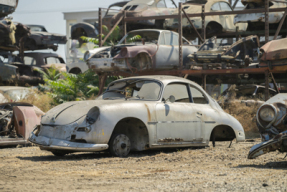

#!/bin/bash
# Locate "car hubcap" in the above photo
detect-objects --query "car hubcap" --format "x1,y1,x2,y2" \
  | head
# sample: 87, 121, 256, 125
113, 134, 131, 157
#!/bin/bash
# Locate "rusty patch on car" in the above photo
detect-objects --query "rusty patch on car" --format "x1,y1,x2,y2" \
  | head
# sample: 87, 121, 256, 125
158, 138, 184, 142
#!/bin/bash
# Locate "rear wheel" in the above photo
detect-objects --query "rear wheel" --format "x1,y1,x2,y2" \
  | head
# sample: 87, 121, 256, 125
128, 53, 151, 71
109, 133, 131, 157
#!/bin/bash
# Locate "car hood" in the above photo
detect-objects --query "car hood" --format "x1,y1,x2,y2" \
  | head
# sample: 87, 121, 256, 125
41, 99, 127, 126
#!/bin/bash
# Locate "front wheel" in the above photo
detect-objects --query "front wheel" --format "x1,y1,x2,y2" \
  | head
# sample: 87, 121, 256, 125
109, 134, 131, 157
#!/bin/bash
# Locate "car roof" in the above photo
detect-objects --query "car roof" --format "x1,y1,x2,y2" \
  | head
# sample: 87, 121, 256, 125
114, 75, 197, 85
128, 29, 177, 34
24, 52, 62, 58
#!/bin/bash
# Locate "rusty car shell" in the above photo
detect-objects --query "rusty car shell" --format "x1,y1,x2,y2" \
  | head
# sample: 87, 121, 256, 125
87, 29, 198, 73
0, 0, 18, 18
0, 102, 44, 146
0, 19, 30, 51
0, 52, 66, 85
234, 1, 287, 28
165, 0, 247, 35
0, 60, 18, 82
24, 25, 67, 52
187, 35, 260, 69
259, 37, 287, 68
248, 93, 287, 159
109, 0, 177, 30
29, 75, 245, 157
102, 1, 130, 30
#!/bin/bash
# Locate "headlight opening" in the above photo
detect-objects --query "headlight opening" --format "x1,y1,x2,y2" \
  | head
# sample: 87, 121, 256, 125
257, 104, 277, 129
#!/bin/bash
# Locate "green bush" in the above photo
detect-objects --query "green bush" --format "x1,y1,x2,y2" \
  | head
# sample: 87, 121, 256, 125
36, 66, 116, 104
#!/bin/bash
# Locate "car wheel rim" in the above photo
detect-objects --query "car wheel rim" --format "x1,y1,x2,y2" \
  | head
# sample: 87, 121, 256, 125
112, 134, 131, 157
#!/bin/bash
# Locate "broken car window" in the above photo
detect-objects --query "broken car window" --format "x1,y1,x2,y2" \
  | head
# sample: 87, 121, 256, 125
157, 0, 167, 8
118, 31, 160, 45
211, 2, 220, 11
189, 85, 208, 104
163, 83, 190, 103
219, 2, 232, 11
102, 80, 161, 101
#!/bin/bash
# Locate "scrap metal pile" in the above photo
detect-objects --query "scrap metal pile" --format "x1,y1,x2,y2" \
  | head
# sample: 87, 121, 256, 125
0, 0, 67, 85
0, 102, 44, 146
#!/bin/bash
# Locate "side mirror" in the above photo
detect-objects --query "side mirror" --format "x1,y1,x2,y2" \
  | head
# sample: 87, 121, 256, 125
169, 95, 175, 103
164, 95, 175, 103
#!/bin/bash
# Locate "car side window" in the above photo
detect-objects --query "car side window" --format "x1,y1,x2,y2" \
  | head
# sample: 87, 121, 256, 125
23, 56, 36, 65
172, 33, 179, 45
159, 33, 165, 45
163, 32, 178, 46
157, 0, 166, 8
189, 85, 208, 104
211, 2, 221, 11
45, 57, 61, 64
164, 32, 172, 45
219, 2, 232, 11
163, 83, 190, 103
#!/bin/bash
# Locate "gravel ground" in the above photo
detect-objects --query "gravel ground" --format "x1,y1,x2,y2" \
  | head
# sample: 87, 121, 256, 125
1, 139, 287, 192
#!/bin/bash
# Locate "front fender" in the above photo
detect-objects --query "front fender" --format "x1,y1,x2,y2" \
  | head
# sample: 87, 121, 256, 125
114, 45, 157, 59
89, 102, 156, 144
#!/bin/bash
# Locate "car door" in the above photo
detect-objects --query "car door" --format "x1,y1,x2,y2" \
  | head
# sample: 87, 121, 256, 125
155, 83, 202, 145
219, 2, 235, 32
188, 85, 211, 142
156, 31, 179, 69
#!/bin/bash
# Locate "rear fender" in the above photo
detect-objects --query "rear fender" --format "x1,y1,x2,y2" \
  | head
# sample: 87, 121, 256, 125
71, 22, 97, 39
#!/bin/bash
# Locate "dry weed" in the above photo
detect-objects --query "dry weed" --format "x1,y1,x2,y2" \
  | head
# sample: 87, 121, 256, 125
18, 90, 54, 112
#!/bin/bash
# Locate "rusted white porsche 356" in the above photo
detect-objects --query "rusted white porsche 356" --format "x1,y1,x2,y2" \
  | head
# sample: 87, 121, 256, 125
29, 76, 245, 157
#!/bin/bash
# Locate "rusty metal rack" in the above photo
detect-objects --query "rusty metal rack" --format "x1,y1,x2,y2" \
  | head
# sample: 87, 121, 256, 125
96, 1, 287, 100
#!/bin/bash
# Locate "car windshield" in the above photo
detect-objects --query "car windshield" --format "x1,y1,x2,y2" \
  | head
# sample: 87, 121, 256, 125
100, 79, 161, 101
118, 31, 160, 45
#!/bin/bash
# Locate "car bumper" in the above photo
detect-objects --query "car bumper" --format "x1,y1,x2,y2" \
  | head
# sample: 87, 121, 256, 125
88, 60, 127, 72
29, 132, 109, 152
248, 133, 287, 159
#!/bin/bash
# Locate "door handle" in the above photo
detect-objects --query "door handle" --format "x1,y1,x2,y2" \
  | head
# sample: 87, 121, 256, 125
197, 112, 202, 116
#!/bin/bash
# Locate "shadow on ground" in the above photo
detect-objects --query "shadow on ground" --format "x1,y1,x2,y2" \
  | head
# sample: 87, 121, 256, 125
235, 160, 287, 170
16, 147, 204, 162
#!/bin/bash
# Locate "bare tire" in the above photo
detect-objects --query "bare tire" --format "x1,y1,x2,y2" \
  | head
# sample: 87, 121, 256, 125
109, 134, 131, 157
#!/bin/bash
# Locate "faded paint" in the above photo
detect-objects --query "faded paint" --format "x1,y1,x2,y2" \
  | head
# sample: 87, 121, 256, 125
29, 76, 245, 157
234, 1, 287, 24
109, 0, 177, 29
87, 29, 198, 73
259, 38, 287, 68
165, 0, 247, 33
0, 102, 44, 146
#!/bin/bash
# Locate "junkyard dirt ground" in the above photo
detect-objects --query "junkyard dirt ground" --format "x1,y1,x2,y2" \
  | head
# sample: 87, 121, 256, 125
1, 139, 287, 191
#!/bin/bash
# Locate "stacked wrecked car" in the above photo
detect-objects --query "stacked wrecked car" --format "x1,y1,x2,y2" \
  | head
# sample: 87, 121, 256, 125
0, 1, 67, 85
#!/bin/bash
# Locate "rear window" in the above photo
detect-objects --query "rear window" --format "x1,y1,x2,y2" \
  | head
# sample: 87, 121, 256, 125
24, 56, 36, 65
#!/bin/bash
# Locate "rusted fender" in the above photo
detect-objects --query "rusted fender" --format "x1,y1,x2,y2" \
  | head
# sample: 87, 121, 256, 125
71, 22, 97, 40
13, 106, 42, 139
113, 44, 157, 59
248, 133, 287, 159
260, 38, 287, 61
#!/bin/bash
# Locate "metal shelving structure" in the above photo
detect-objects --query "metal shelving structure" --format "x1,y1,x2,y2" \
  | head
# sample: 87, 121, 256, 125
96, 1, 287, 100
